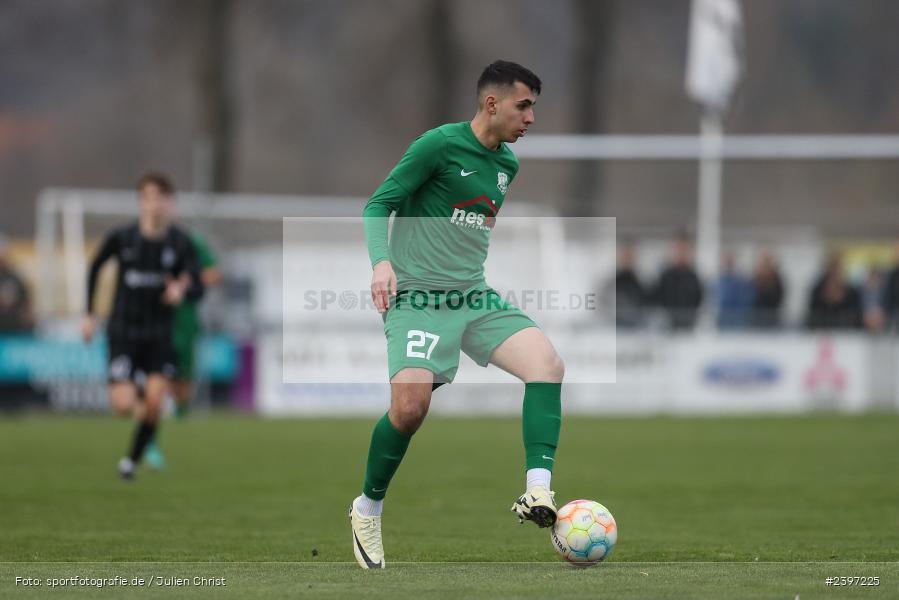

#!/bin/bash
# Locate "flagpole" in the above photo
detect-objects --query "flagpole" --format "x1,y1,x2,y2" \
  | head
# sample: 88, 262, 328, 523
686, 0, 742, 329
696, 110, 724, 327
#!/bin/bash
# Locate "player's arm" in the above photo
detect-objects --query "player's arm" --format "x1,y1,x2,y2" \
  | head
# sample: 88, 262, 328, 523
194, 235, 223, 288
164, 233, 204, 305
363, 129, 445, 311
363, 179, 403, 312
82, 230, 120, 342
201, 265, 222, 287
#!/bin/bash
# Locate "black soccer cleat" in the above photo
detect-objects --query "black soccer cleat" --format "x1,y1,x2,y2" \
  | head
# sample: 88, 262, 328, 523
511, 486, 557, 528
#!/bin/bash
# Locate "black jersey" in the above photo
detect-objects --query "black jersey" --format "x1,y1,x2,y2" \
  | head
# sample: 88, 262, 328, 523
86, 223, 203, 342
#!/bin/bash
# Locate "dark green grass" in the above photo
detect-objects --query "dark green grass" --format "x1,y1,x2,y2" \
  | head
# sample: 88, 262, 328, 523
1, 413, 898, 598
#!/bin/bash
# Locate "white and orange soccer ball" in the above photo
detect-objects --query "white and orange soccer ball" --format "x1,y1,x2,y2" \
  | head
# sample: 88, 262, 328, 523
550, 499, 617, 566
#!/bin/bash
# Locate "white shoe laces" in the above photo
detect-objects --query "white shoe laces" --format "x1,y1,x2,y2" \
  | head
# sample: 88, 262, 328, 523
357, 514, 383, 557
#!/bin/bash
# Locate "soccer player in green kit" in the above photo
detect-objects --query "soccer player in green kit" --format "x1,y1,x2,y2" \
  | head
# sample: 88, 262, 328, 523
350, 61, 564, 569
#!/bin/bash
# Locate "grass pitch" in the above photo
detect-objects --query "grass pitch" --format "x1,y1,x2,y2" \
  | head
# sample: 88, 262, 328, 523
1, 412, 898, 598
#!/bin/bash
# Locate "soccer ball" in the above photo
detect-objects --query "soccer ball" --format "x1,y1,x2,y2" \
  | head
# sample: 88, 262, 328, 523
550, 499, 617, 566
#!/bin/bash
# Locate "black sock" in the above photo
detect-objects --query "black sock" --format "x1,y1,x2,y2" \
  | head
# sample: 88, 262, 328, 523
129, 420, 157, 463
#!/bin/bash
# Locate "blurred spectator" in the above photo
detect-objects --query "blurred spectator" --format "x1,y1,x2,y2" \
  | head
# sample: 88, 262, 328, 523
805, 256, 863, 330
750, 251, 784, 329
884, 242, 899, 332
716, 251, 753, 330
652, 235, 703, 330
0, 235, 33, 333
606, 241, 648, 329
861, 269, 885, 333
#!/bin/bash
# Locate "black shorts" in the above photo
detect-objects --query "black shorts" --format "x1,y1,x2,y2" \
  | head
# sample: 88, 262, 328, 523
107, 337, 177, 384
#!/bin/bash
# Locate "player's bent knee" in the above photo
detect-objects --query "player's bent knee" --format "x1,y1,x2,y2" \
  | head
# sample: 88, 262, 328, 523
390, 393, 430, 435
396, 409, 426, 434
525, 351, 565, 383
110, 400, 131, 417
140, 380, 166, 423
142, 396, 164, 423
548, 353, 565, 383
398, 402, 429, 432
108, 387, 135, 416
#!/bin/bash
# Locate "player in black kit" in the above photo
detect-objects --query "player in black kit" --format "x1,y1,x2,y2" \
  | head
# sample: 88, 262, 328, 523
81, 173, 203, 480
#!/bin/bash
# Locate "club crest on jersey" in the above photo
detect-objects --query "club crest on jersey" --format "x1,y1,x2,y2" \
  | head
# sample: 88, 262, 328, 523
497, 172, 509, 195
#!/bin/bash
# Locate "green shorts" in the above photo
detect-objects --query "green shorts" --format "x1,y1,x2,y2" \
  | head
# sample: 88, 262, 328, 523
383, 286, 537, 383
172, 330, 198, 380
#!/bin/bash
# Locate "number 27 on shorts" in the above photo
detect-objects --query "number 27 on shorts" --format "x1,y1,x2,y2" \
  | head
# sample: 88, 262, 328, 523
406, 330, 440, 360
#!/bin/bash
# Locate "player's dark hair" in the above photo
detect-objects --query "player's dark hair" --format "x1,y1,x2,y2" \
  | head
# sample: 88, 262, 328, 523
137, 172, 175, 196
477, 60, 541, 96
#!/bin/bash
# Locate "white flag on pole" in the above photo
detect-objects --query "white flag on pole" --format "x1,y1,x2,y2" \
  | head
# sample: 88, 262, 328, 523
686, 0, 743, 113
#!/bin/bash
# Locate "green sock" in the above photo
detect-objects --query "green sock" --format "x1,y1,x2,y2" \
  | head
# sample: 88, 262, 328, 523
362, 413, 412, 501
522, 382, 562, 471
175, 403, 190, 419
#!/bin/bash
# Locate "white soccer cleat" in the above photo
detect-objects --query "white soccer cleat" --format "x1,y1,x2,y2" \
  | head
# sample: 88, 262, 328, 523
349, 497, 385, 569
511, 485, 557, 528
117, 457, 135, 481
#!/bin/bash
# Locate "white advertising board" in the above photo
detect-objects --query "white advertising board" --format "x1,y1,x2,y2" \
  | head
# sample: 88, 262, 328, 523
257, 331, 891, 416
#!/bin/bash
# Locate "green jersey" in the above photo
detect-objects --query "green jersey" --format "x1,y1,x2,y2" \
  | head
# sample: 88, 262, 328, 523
363, 122, 519, 291
173, 232, 217, 337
